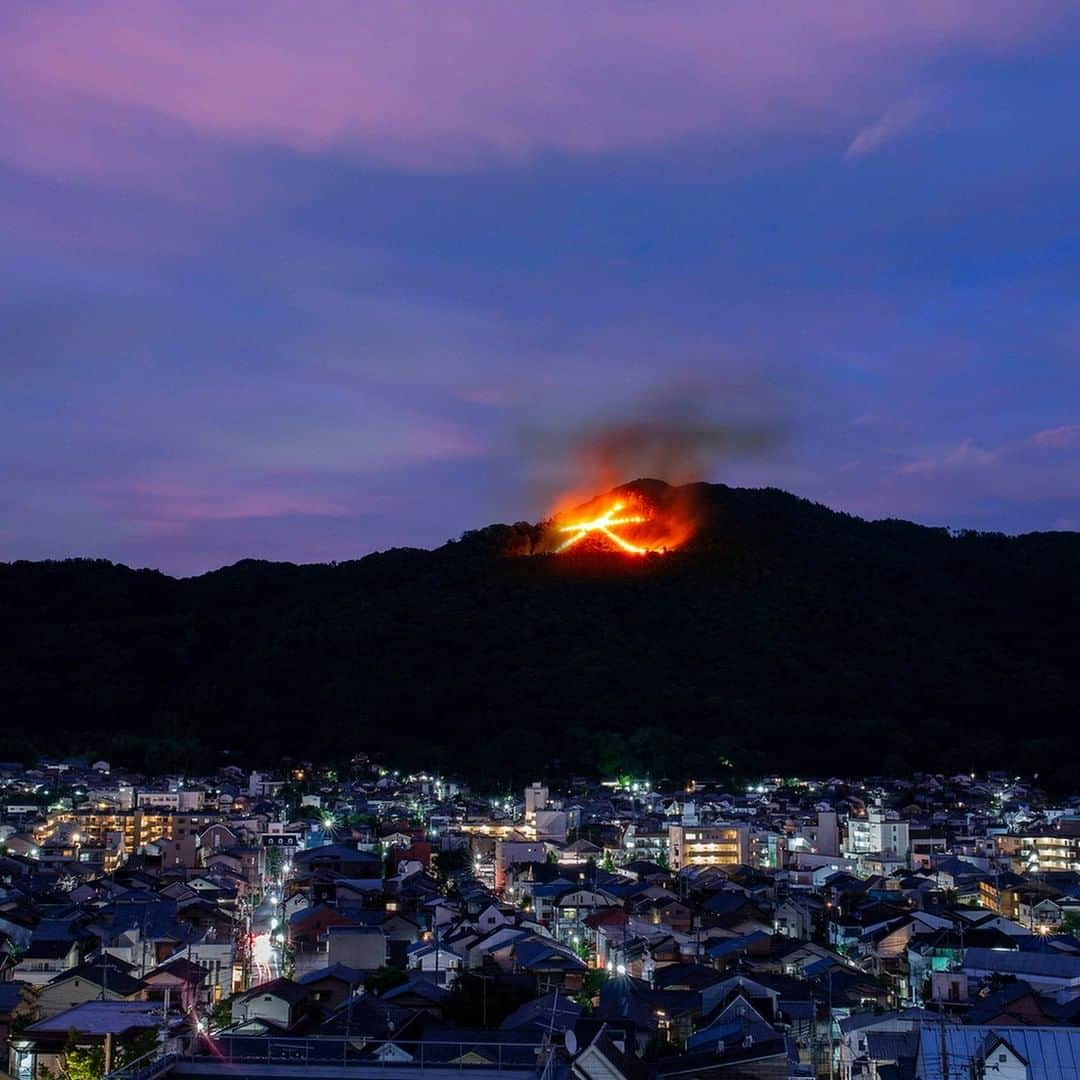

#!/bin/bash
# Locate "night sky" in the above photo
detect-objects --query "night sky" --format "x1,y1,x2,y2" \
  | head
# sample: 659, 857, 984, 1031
4, 2, 1080, 575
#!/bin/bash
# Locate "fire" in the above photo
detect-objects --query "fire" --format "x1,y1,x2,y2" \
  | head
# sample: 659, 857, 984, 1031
541, 485, 698, 556
556, 502, 650, 555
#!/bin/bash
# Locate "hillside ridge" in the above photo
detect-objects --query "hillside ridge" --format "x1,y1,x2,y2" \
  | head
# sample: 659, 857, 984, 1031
2, 481, 1077, 789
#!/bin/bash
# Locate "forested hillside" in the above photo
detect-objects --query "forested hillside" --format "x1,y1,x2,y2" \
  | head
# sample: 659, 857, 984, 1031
2, 481, 1077, 790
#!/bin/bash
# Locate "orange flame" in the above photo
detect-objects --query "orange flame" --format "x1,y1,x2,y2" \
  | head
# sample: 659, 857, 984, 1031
542, 487, 699, 556
556, 501, 649, 554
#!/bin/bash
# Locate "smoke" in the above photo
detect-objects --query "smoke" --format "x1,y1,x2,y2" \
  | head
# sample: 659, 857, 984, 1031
524, 375, 793, 512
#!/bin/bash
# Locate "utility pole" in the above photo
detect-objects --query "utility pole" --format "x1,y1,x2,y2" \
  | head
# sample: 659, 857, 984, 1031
827, 969, 834, 1080
938, 1001, 949, 1080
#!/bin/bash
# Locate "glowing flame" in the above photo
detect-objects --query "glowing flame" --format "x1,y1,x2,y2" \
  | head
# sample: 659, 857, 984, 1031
556, 502, 650, 554
527, 482, 702, 558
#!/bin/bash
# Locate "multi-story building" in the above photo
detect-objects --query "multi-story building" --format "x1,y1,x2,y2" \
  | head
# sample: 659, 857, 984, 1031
524, 783, 548, 824
34, 808, 222, 866
845, 805, 910, 859
1014, 821, 1080, 873
977, 872, 1029, 919
136, 790, 206, 812
668, 823, 749, 870
622, 823, 670, 866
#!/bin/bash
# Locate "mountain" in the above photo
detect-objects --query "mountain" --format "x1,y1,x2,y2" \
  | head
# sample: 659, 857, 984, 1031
2, 480, 1078, 789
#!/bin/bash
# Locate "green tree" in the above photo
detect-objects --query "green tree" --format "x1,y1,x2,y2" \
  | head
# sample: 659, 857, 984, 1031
1062, 911, 1080, 937
51, 1033, 105, 1080
43, 1027, 160, 1080
575, 969, 606, 1011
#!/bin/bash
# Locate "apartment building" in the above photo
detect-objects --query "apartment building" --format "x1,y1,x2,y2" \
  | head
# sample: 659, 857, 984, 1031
668, 823, 750, 870
845, 805, 911, 858
1015, 820, 1080, 873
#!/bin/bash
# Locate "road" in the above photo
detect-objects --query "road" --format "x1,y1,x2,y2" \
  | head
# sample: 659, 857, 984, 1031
249, 892, 283, 982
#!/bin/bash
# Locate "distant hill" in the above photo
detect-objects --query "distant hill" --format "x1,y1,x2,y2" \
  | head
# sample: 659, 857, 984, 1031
2, 480, 1078, 790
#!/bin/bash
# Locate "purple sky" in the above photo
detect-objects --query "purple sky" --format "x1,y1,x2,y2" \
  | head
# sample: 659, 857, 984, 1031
3, 1, 1080, 575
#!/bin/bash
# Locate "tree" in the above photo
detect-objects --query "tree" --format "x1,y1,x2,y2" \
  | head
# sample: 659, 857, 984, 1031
1062, 911, 1080, 938
442, 971, 535, 1028
364, 966, 409, 996
49, 1033, 105, 1080
43, 1027, 161, 1080
433, 846, 471, 886
575, 969, 606, 1011
117, 1029, 160, 1067
209, 997, 234, 1032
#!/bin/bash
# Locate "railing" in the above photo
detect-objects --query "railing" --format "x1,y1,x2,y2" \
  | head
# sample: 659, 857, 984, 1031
182, 1036, 548, 1074
105, 1049, 180, 1080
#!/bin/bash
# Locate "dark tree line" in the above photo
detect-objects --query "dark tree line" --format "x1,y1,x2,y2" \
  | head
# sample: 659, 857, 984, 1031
1, 481, 1077, 791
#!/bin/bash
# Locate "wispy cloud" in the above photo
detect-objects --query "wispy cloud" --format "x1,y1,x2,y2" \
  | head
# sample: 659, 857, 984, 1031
847, 93, 930, 158
0, 2, 1069, 184
896, 438, 998, 475
1032, 423, 1080, 448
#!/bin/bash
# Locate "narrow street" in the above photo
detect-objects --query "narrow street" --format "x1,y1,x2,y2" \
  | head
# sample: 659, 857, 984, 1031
249, 892, 283, 982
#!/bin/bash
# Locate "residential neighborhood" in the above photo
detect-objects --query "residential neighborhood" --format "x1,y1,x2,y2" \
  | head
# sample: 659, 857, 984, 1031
3, 761, 1080, 1080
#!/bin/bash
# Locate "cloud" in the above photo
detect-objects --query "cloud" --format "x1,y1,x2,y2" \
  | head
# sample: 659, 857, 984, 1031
90, 479, 354, 532
0, 2, 1070, 183
897, 438, 999, 475
1032, 424, 1080, 448
898, 457, 938, 476
944, 439, 999, 467
846, 93, 930, 158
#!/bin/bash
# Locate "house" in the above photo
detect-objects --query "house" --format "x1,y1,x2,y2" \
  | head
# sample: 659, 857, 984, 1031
774, 895, 820, 941
960, 947, 1080, 997
916, 1026, 1080, 1080
12, 938, 82, 985
571, 1024, 644, 1080
554, 887, 620, 943
142, 956, 208, 1012
965, 981, 1060, 1027
294, 964, 365, 1010
500, 991, 582, 1035
11, 1001, 167, 1080
287, 903, 358, 949
628, 892, 694, 933
36, 958, 147, 1019
379, 978, 449, 1015
838, 1011, 931, 1080
292, 845, 382, 880
293, 925, 387, 978
230, 977, 312, 1031
408, 941, 463, 986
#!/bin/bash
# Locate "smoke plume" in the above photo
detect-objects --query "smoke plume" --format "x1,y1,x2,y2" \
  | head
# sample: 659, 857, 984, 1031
525, 376, 793, 513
